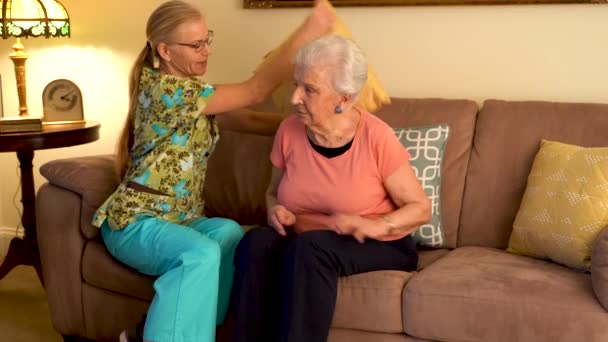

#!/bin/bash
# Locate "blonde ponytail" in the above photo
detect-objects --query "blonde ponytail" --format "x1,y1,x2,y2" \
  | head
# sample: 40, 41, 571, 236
115, 44, 153, 179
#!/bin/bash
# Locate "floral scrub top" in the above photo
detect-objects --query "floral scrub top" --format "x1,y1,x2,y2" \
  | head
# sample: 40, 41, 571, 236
93, 67, 219, 230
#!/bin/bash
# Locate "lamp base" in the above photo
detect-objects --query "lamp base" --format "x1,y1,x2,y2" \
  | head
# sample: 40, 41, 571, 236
0, 116, 42, 134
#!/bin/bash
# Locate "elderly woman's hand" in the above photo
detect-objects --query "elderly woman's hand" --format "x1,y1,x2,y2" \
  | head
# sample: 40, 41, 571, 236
335, 215, 388, 243
268, 205, 296, 236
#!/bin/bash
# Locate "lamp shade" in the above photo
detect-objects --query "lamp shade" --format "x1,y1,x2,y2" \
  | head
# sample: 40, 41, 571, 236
0, 0, 69, 39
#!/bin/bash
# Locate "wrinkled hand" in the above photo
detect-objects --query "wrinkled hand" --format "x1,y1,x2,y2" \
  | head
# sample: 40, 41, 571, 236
334, 214, 386, 243
268, 205, 296, 236
333, 213, 357, 235
309, 0, 335, 35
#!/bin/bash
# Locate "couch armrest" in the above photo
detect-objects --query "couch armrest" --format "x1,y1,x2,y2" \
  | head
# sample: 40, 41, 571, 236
36, 183, 88, 336
40, 155, 119, 239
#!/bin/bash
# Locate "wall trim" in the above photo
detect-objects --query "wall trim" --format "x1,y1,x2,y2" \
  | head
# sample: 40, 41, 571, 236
0, 226, 23, 237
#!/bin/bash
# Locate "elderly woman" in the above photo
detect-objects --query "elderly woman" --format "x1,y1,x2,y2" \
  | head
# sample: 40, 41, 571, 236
232, 35, 432, 342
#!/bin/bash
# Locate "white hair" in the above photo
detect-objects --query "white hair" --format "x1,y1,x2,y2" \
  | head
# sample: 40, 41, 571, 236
294, 35, 368, 98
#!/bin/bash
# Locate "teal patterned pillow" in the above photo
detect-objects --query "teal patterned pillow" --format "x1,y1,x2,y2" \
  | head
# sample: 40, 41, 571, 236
394, 125, 450, 248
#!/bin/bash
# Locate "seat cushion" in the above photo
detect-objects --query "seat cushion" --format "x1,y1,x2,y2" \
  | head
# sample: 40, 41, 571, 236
82, 240, 156, 301
403, 246, 608, 342
417, 248, 450, 271
329, 328, 431, 342
84, 238, 422, 334
333, 271, 413, 333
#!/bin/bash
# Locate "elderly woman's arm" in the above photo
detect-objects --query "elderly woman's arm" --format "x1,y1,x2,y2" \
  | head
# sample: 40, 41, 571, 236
341, 163, 432, 242
266, 167, 296, 236
266, 166, 344, 234
381, 163, 432, 234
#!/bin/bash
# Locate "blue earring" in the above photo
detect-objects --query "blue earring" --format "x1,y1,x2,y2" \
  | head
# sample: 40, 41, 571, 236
335, 106, 343, 114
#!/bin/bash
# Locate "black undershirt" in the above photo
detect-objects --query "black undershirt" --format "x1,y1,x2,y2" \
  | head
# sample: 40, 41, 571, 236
307, 137, 354, 158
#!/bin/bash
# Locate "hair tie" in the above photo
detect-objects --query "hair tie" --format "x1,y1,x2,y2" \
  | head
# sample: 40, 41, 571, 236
146, 41, 160, 69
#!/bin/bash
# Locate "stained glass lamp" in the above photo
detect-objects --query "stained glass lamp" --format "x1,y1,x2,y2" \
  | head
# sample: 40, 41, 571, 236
1, 0, 69, 122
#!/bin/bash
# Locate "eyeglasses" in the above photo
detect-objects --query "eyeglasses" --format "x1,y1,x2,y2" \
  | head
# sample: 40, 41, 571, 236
171, 30, 214, 53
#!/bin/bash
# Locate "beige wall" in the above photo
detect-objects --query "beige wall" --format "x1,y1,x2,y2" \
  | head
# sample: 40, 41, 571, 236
0, 1, 607, 228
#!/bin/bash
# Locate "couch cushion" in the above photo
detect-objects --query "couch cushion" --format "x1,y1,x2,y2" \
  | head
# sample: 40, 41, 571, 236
416, 248, 450, 271
592, 227, 608, 311
459, 100, 608, 248
40, 155, 119, 239
332, 249, 449, 333
508, 140, 608, 270
395, 125, 450, 248
328, 328, 430, 342
371, 98, 477, 248
203, 131, 274, 225
82, 239, 156, 301
403, 246, 608, 342
84, 238, 422, 335
333, 271, 413, 333
81, 235, 437, 339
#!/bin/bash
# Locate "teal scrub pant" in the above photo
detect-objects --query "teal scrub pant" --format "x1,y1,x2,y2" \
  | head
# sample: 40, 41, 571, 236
101, 216, 244, 342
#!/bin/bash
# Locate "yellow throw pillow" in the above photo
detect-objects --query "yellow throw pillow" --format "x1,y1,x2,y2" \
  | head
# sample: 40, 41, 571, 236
258, 0, 390, 114
507, 140, 608, 270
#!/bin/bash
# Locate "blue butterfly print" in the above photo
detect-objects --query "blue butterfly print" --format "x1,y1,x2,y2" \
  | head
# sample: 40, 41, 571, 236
173, 179, 191, 199
132, 170, 152, 186
180, 155, 193, 171
143, 141, 156, 153
151, 124, 169, 137
171, 132, 189, 147
132, 156, 144, 167
161, 88, 184, 109
160, 203, 171, 213
200, 86, 213, 98
139, 91, 152, 109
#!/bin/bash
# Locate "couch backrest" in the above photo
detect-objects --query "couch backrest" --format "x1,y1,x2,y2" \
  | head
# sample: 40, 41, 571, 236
204, 98, 479, 248
375, 98, 478, 248
203, 131, 274, 225
458, 99, 608, 249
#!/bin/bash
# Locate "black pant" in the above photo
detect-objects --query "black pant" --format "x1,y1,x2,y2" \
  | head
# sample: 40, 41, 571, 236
232, 226, 418, 342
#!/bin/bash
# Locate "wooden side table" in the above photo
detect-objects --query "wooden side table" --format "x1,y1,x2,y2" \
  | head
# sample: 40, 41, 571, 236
0, 121, 100, 284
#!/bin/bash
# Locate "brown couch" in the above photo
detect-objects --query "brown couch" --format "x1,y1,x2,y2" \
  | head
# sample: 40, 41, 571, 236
36, 98, 608, 342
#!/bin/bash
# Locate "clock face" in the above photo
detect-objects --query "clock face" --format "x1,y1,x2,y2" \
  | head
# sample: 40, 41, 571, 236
42, 79, 84, 123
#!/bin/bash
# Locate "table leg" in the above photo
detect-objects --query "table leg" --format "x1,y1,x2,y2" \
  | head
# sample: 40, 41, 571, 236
0, 149, 44, 285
